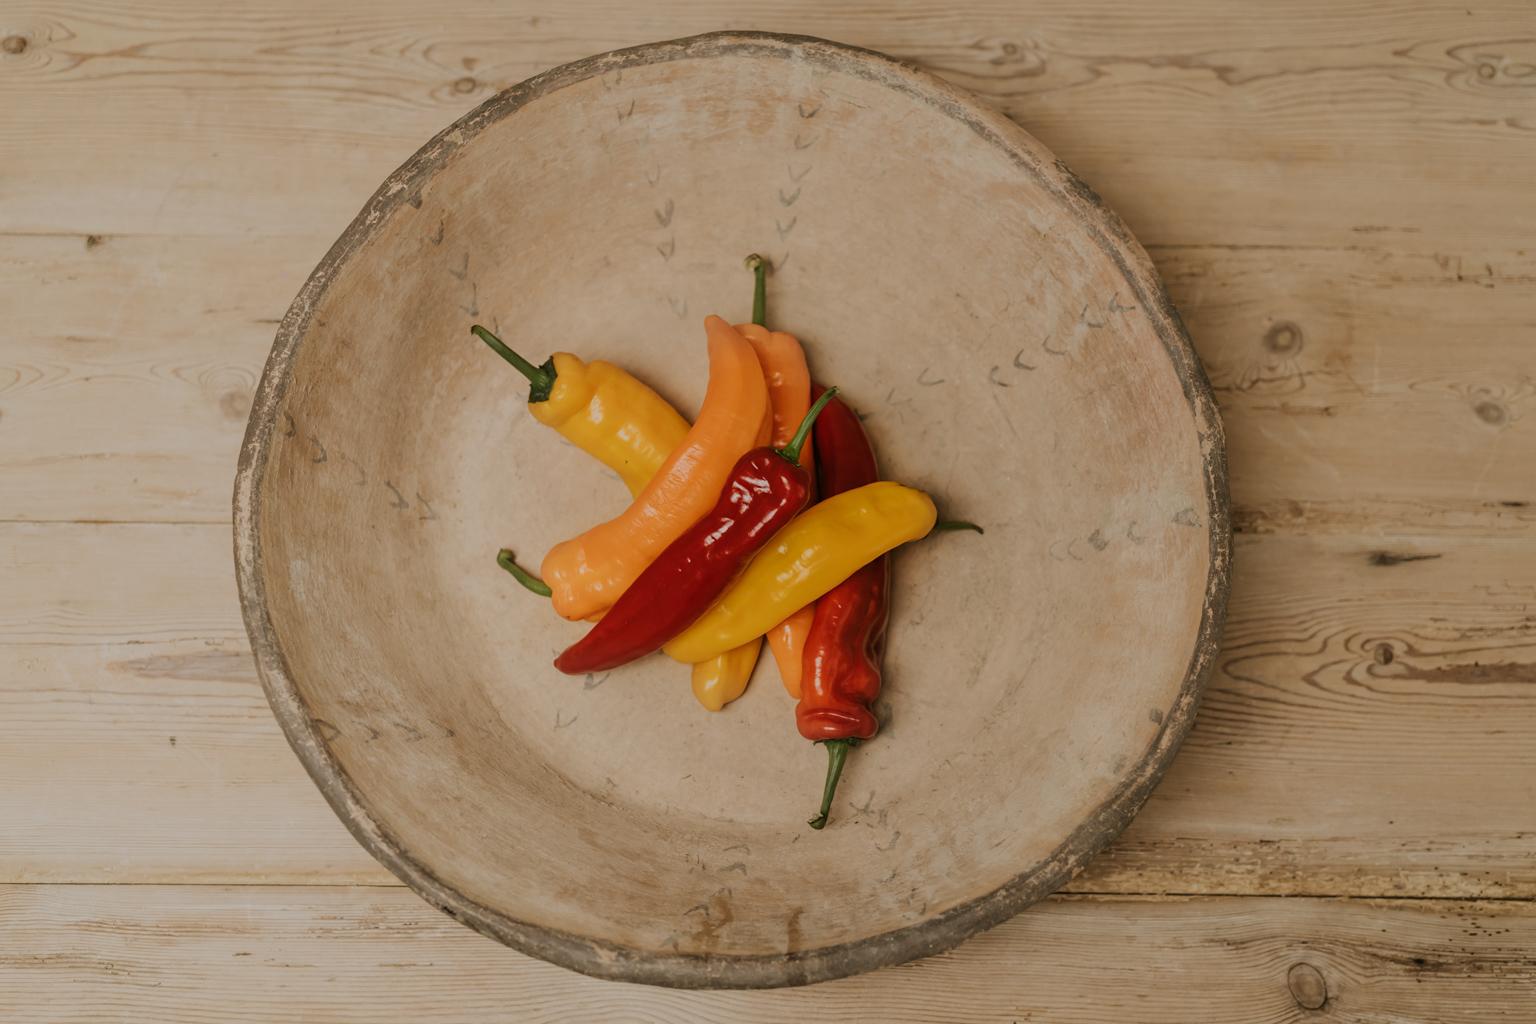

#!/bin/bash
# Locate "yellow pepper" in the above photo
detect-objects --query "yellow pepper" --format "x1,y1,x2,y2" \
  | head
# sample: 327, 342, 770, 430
664, 482, 937, 664
691, 637, 763, 711
478, 321, 772, 707
472, 327, 689, 497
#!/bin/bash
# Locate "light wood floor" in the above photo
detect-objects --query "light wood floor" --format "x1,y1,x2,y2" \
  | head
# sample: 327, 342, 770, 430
3, 1, 1534, 1019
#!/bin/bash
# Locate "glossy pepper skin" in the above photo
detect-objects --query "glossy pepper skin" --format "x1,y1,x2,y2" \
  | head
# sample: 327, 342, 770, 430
797, 389, 887, 744
553, 389, 836, 675
685, 256, 809, 709
706, 255, 818, 703
684, 323, 783, 711
738, 320, 817, 698
540, 316, 770, 621
663, 480, 937, 665
797, 389, 901, 829
471, 328, 689, 498
797, 562, 888, 742
691, 637, 763, 711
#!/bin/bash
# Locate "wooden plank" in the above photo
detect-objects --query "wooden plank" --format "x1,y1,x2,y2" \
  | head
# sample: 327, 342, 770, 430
6, 234, 1534, 530
1075, 533, 1536, 898
5, 522, 1533, 894
0, 635, 386, 885
0, 522, 387, 883
2, 2, 1534, 248
0, 234, 310, 524
2, 885, 1533, 1021
1164, 244, 1536, 535
0, 523, 243, 645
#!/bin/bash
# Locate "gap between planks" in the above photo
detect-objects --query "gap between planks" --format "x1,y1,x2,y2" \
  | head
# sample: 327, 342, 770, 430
0, 229, 1504, 257
7, 878, 1536, 906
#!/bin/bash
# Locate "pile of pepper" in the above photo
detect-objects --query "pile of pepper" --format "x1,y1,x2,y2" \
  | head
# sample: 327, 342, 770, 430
475, 256, 977, 829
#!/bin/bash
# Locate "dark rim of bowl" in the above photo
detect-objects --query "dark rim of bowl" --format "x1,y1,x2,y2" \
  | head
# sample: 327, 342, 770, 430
233, 30, 1231, 990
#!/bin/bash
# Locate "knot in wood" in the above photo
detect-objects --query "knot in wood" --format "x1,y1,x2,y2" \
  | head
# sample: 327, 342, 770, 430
1263, 320, 1303, 355
1475, 400, 1507, 426
1287, 962, 1328, 1010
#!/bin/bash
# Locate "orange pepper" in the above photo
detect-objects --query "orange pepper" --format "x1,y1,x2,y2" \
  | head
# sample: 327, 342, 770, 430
738, 325, 777, 448
682, 323, 775, 709
540, 316, 770, 621
737, 321, 817, 698
767, 605, 815, 698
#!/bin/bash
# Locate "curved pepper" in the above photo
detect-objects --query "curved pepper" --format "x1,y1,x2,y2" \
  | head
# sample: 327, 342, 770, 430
752, 334, 819, 700
540, 316, 770, 621
795, 390, 887, 828
737, 256, 819, 698
686, 357, 772, 705
798, 385, 885, 742
472, 327, 689, 497
662, 481, 937, 664
682, 257, 803, 708
689, 321, 780, 711
552, 390, 835, 674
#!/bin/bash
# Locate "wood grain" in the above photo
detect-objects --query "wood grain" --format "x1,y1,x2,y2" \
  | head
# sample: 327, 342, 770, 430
6, 524, 1532, 896
3, 1, 1534, 248
0, 522, 381, 883
1168, 245, 1536, 536
0, 234, 304, 524
1076, 533, 1536, 898
4, 0, 1535, 1008
3, 885, 1533, 1022
6, 235, 1533, 531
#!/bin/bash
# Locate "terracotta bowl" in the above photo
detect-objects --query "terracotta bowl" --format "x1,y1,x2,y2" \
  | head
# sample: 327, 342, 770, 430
235, 31, 1229, 988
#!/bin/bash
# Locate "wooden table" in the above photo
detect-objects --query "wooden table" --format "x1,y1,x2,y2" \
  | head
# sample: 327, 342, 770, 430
4, 2, 1534, 1019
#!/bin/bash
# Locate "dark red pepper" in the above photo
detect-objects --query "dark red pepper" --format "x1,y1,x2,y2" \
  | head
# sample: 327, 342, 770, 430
553, 387, 839, 675
796, 387, 891, 828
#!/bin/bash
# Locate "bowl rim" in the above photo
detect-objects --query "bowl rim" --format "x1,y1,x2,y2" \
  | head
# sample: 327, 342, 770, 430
234, 29, 1231, 989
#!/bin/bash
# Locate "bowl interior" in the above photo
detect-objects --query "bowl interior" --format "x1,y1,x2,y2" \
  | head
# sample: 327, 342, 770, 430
243, 35, 1223, 984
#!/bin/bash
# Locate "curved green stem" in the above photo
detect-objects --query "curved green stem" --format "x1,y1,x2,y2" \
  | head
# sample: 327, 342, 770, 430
808, 738, 856, 830
497, 549, 552, 597
472, 325, 557, 403
934, 520, 984, 534
744, 253, 768, 327
778, 385, 838, 465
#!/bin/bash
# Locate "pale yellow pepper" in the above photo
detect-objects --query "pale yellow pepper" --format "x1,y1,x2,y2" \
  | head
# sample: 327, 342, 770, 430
691, 638, 763, 711
473, 326, 689, 498
664, 482, 938, 664
531, 353, 690, 497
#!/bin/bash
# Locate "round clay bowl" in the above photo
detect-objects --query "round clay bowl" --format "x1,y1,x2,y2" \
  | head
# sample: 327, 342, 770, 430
235, 31, 1229, 988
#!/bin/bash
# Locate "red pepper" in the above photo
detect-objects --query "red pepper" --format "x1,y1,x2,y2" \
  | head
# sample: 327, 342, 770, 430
553, 387, 839, 675
797, 387, 889, 828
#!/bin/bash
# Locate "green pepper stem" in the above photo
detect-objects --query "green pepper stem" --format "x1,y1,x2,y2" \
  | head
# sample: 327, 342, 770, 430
497, 549, 552, 597
808, 738, 855, 830
744, 253, 768, 327
934, 520, 984, 534
472, 325, 556, 402
778, 385, 838, 466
